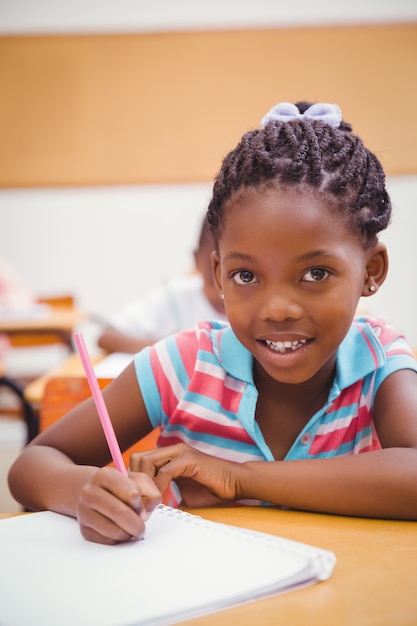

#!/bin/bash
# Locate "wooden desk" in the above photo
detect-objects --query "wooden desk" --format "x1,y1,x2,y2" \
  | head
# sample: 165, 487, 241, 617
1, 507, 416, 625
181, 508, 417, 626
0, 306, 87, 352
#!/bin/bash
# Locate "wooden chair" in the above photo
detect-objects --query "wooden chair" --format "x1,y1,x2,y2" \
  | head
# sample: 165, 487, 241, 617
40, 376, 159, 468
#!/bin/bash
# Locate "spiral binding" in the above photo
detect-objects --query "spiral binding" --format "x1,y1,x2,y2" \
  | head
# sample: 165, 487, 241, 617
155, 504, 336, 580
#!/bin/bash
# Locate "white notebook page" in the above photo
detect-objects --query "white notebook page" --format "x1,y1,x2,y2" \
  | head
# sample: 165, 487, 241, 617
0, 505, 336, 626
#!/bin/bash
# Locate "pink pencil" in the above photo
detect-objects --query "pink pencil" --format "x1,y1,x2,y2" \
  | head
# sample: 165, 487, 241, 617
73, 332, 128, 476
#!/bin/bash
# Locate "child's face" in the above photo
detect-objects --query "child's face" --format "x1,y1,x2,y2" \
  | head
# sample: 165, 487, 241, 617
213, 186, 377, 386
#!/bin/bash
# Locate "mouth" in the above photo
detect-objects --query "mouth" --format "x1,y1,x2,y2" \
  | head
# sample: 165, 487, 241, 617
262, 338, 313, 354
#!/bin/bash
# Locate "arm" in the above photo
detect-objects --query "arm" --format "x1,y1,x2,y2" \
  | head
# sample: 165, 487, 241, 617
97, 325, 157, 354
132, 369, 417, 520
97, 285, 174, 354
8, 364, 161, 543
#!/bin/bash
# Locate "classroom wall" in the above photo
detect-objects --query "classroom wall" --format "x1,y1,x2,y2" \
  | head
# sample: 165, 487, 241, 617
0, 184, 210, 316
1, 3, 417, 346
1, 22, 416, 187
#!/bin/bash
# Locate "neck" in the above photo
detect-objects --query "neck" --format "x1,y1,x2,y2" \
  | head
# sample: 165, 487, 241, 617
253, 358, 336, 407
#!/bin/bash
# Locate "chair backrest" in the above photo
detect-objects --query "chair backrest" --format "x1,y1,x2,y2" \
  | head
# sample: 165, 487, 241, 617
40, 376, 159, 467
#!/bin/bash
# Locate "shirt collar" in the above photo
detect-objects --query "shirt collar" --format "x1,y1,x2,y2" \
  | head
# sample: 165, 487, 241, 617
213, 324, 255, 383
335, 317, 387, 389
213, 317, 387, 391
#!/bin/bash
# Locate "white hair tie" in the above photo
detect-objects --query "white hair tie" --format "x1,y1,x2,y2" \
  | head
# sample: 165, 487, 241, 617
261, 102, 342, 129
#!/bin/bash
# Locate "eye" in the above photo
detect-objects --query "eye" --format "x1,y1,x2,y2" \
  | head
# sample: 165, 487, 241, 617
231, 270, 257, 285
303, 267, 330, 282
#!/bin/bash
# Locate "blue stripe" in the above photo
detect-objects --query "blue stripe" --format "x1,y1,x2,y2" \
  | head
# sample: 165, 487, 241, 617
181, 391, 242, 423
197, 348, 222, 366
134, 347, 162, 429
319, 404, 358, 424
164, 334, 190, 390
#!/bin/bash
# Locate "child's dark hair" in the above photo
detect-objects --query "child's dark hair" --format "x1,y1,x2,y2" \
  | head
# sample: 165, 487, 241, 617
207, 101, 391, 248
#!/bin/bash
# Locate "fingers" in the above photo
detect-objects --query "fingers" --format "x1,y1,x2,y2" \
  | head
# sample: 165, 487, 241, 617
128, 470, 161, 521
130, 443, 189, 474
130, 445, 178, 474
130, 444, 189, 493
130, 444, 240, 505
131, 444, 211, 496
76, 467, 161, 545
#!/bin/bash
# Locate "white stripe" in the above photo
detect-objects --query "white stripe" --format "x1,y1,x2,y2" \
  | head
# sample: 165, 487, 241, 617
353, 428, 376, 453
194, 358, 227, 379
224, 376, 247, 393
155, 340, 184, 401
195, 359, 246, 392
315, 413, 355, 435
177, 399, 245, 429
317, 384, 374, 436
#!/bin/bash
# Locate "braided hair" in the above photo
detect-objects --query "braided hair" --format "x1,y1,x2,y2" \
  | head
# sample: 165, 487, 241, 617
207, 101, 391, 249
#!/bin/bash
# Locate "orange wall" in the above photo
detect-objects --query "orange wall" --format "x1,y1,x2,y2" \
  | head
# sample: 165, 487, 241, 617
0, 22, 416, 187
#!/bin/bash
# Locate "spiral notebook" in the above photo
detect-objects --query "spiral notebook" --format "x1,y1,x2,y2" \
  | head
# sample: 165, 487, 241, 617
0, 505, 336, 626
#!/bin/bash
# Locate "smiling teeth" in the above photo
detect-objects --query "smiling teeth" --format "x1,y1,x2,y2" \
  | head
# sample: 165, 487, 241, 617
265, 339, 307, 353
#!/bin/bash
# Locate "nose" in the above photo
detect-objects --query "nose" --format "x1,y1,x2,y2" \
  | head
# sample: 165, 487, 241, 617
258, 286, 303, 322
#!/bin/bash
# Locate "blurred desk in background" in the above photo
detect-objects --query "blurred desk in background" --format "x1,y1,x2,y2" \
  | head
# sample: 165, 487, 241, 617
1, 300, 89, 445
0, 301, 87, 352
24, 351, 132, 408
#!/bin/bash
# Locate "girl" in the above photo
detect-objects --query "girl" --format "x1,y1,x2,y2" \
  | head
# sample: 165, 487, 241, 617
8, 101, 417, 544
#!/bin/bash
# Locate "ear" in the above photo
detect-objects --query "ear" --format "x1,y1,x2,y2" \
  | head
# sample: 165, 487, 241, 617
362, 242, 389, 297
211, 250, 223, 295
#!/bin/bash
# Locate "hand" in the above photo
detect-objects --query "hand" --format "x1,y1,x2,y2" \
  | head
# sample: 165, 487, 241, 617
130, 444, 241, 508
76, 466, 161, 545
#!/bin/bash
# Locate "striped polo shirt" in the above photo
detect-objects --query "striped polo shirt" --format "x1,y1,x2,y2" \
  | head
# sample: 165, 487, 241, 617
135, 316, 417, 466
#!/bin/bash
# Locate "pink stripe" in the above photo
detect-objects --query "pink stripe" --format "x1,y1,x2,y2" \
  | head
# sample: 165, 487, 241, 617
169, 409, 255, 443
174, 329, 200, 378
310, 401, 375, 454
150, 349, 180, 416
188, 371, 243, 413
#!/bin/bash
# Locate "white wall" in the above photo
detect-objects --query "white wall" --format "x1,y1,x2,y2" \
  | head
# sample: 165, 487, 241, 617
1, 175, 417, 348
1, 183, 211, 317
1, 0, 416, 34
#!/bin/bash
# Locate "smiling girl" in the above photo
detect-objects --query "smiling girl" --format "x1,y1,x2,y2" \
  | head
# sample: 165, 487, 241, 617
9, 101, 417, 544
